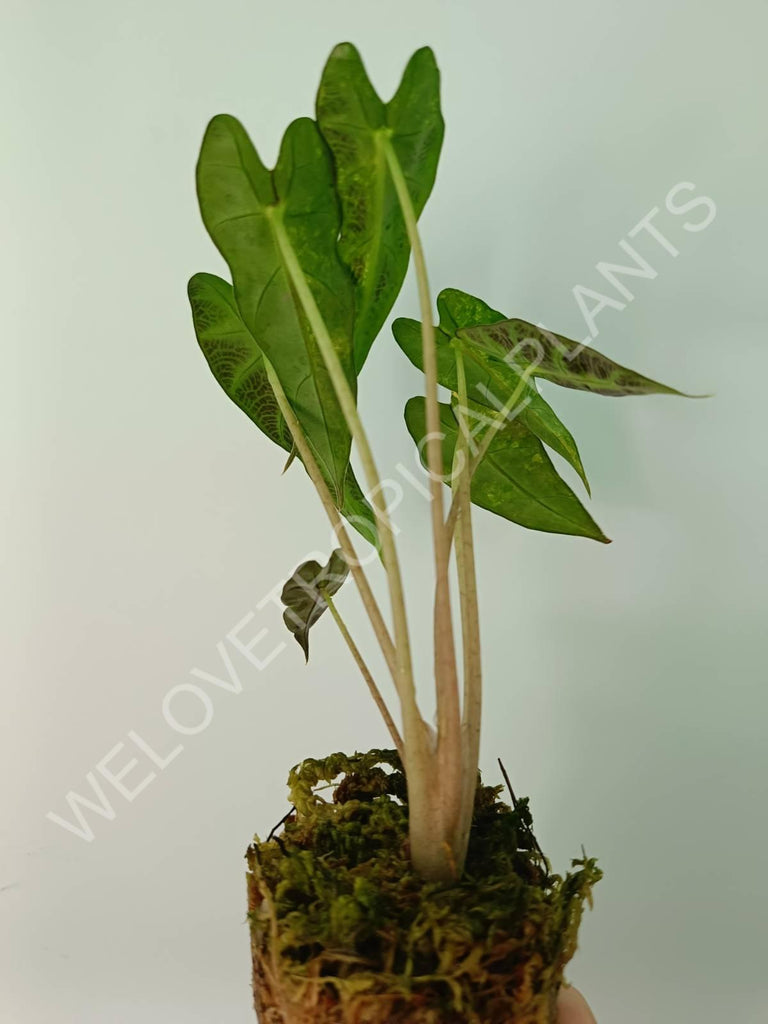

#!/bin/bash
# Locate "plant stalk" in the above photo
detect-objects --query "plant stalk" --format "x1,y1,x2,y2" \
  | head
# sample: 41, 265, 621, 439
445, 360, 537, 545
322, 590, 404, 759
268, 214, 448, 881
264, 360, 398, 686
383, 138, 463, 873
269, 212, 414, 703
452, 352, 483, 865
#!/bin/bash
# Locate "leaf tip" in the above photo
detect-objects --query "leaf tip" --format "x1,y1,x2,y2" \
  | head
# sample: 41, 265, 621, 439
204, 111, 240, 138
410, 44, 439, 68
399, 45, 441, 95
573, 458, 592, 497
282, 446, 298, 474
327, 40, 361, 63
290, 627, 310, 662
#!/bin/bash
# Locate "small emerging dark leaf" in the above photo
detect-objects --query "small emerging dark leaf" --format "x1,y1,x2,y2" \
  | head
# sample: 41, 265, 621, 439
281, 549, 349, 661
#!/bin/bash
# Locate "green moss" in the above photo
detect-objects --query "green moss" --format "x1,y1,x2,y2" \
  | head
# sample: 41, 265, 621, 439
246, 750, 600, 1024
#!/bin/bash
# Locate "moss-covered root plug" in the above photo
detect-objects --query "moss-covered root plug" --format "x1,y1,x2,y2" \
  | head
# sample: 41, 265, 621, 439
246, 751, 600, 1024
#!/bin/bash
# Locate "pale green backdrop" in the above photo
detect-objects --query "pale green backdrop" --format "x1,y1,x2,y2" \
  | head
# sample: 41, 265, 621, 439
2, 1, 766, 1022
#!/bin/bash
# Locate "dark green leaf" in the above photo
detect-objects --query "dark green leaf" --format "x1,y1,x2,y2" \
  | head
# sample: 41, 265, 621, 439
187, 272, 379, 549
187, 272, 292, 451
435, 288, 502, 337
281, 549, 349, 660
317, 43, 444, 370
195, 114, 355, 504
404, 397, 609, 543
393, 289, 589, 491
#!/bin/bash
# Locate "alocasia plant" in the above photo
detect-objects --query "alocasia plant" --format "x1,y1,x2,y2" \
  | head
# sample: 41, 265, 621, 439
188, 41, 688, 886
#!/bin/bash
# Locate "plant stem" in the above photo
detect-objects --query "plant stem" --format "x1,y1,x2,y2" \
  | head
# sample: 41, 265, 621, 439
452, 352, 482, 868
264, 359, 398, 686
269, 212, 415, 706
383, 138, 463, 871
322, 589, 404, 759
445, 360, 537, 545
268, 214, 447, 880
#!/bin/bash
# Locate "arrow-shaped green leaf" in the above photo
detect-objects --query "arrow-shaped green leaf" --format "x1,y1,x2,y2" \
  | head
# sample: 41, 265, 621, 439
195, 115, 355, 505
187, 272, 378, 549
281, 549, 349, 660
317, 43, 444, 370
455, 303, 685, 397
393, 289, 589, 491
188, 272, 293, 451
404, 397, 609, 543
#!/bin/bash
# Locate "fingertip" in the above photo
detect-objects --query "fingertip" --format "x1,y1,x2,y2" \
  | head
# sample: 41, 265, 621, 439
557, 985, 597, 1024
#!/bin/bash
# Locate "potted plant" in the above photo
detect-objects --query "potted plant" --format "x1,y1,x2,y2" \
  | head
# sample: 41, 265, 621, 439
187, 42, 688, 1024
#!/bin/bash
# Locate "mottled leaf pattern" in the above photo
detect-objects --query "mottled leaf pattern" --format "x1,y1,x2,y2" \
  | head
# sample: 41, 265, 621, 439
317, 43, 443, 370
196, 115, 355, 504
435, 288, 501, 337
281, 549, 349, 660
187, 272, 379, 549
454, 300, 684, 396
404, 397, 609, 543
188, 273, 292, 451
393, 289, 589, 490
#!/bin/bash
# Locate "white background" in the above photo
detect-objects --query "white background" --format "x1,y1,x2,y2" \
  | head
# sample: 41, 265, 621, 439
2, 1, 767, 1021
